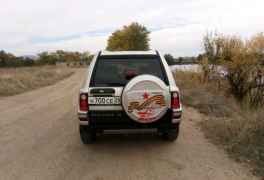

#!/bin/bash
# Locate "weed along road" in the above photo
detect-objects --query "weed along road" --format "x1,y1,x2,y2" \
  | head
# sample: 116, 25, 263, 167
0, 69, 257, 180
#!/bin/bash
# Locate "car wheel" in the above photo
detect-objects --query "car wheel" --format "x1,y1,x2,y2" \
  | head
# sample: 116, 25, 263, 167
79, 125, 96, 144
162, 124, 179, 141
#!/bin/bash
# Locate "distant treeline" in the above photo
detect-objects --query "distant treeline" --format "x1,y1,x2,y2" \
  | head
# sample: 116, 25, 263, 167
0, 50, 94, 68
164, 54, 198, 65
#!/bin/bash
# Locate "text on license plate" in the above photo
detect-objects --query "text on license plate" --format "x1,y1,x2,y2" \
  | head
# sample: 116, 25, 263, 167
88, 97, 121, 105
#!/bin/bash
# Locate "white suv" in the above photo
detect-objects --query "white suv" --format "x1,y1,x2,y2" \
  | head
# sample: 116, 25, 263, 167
78, 50, 182, 144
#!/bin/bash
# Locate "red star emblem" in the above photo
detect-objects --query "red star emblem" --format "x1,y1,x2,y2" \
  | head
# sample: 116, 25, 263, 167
143, 92, 149, 100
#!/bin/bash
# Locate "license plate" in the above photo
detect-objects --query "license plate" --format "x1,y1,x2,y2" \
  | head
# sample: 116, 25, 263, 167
88, 97, 121, 105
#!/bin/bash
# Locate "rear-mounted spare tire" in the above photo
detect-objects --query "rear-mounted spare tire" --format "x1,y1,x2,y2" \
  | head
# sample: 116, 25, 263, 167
122, 75, 170, 124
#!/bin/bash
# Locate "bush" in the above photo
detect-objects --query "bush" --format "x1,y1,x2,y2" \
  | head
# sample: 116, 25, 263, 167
202, 32, 264, 107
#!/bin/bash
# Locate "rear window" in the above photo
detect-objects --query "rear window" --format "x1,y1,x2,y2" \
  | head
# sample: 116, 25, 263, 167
90, 55, 168, 87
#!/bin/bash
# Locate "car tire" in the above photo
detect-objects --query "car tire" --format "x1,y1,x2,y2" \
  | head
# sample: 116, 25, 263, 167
79, 125, 96, 144
161, 124, 179, 141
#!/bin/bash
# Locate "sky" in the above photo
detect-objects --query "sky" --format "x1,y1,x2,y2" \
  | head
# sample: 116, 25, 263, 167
0, 0, 263, 57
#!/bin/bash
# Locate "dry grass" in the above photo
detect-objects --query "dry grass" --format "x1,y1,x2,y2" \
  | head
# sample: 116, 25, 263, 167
174, 70, 264, 177
175, 71, 238, 117
200, 111, 264, 176
0, 66, 74, 96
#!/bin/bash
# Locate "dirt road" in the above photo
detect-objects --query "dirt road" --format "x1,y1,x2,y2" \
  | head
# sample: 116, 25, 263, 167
0, 70, 258, 180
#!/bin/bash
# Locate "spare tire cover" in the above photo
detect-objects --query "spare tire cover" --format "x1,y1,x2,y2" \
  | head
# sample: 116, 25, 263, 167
122, 75, 170, 123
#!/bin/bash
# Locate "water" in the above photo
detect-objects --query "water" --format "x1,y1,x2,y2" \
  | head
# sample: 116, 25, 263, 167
170, 64, 201, 72
170, 64, 228, 77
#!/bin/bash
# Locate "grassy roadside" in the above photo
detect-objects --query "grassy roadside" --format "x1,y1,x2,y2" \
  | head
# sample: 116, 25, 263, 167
0, 66, 74, 97
174, 71, 264, 177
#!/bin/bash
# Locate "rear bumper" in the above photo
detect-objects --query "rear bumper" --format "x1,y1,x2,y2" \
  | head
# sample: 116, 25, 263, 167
78, 109, 181, 130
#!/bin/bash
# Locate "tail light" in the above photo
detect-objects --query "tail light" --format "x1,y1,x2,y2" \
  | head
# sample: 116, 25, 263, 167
79, 93, 88, 111
171, 92, 180, 109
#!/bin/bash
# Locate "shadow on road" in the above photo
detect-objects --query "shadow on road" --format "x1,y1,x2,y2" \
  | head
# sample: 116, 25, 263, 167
79, 132, 177, 154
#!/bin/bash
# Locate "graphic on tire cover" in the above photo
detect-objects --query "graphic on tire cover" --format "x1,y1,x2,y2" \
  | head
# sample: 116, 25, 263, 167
128, 93, 166, 120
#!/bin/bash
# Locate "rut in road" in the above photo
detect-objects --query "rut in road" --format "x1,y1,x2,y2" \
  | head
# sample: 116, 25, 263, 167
0, 69, 258, 180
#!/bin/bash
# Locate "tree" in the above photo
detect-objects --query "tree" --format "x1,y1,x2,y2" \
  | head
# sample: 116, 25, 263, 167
203, 32, 223, 65
197, 54, 204, 62
164, 54, 175, 65
106, 22, 150, 51
178, 57, 183, 64
0, 50, 19, 67
82, 51, 94, 65
249, 32, 264, 65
